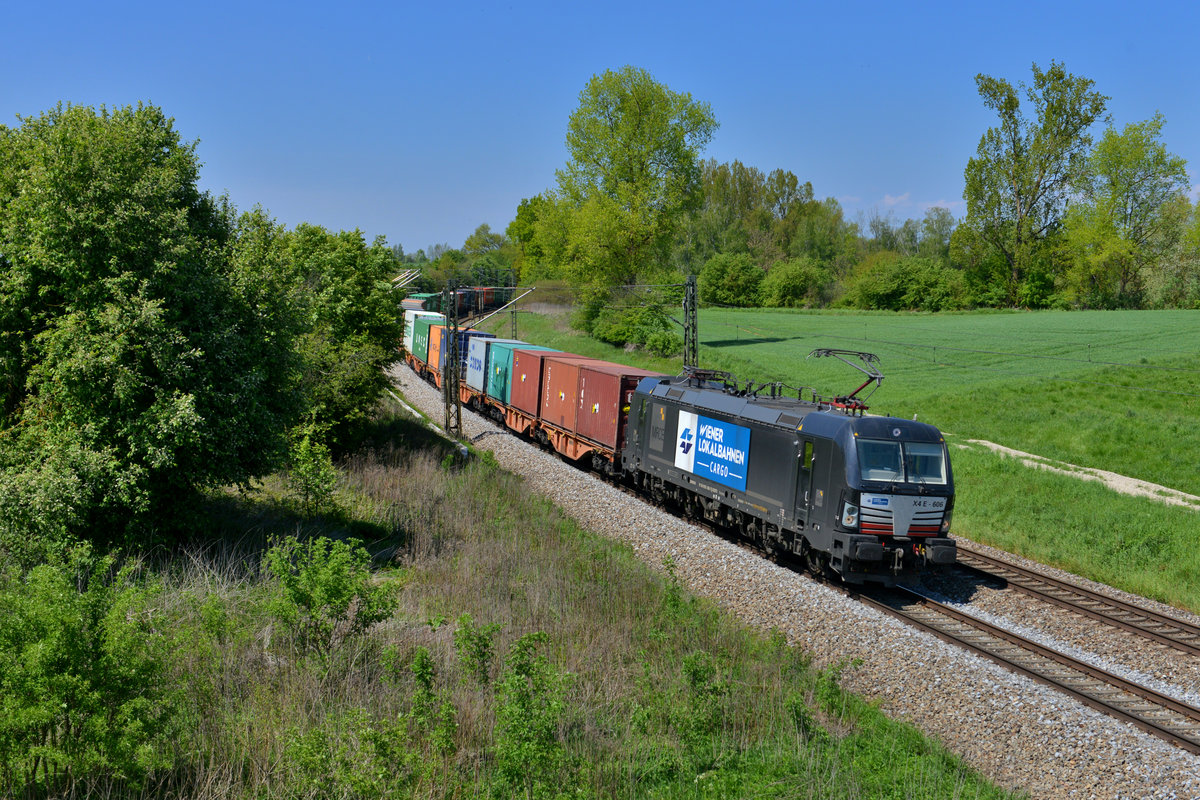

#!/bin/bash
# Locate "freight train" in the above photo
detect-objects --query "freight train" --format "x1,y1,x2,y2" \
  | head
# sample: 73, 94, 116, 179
402, 309, 956, 585
400, 287, 514, 317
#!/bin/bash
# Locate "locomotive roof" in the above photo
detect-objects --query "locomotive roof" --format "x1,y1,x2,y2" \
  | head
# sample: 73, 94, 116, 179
637, 376, 944, 442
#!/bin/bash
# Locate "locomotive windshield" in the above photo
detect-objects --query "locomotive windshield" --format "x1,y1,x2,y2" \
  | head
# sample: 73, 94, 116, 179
856, 439, 947, 485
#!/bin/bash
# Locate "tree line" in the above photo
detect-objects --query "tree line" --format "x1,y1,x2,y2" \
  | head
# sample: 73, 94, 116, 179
0, 103, 403, 558
4, 63, 1191, 547
425, 64, 1198, 351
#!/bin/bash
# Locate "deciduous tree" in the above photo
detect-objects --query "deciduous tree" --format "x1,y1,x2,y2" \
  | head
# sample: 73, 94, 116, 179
0, 104, 298, 548
1061, 114, 1190, 307
962, 62, 1108, 304
551, 66, 717, 288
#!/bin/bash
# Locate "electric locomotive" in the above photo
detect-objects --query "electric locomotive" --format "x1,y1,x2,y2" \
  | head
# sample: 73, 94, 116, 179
621, 356, 956, 585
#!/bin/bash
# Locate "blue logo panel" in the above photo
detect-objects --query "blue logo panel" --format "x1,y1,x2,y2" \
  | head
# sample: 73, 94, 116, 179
674, 411, 750, 492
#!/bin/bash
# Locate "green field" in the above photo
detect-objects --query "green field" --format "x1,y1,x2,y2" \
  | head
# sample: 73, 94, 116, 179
485, 307, 1200, 611
697, 309, 1200, 495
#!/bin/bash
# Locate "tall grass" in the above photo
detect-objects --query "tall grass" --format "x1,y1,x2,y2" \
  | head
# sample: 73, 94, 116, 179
10, 405, 1015, 799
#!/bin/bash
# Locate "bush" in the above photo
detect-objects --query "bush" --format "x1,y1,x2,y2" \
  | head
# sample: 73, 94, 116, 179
288, 424, 339, 515
699, 253, 765, 306
846, 255, 967, 311
590, 300, 683, 356
492, 632, 569, 798
454, 612, 502, 687
759, 256, 831, 307
284, 708, 414, 799
263, 535, 398, 664
0, 546, 178, 796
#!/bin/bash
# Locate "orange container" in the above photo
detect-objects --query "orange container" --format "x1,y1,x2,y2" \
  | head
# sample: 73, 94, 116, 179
510, 348, 579, 416
427, 325, 446, 374
540, 355, 603, 431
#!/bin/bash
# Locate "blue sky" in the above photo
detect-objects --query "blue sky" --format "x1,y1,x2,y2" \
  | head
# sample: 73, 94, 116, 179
6, 0, 1198, 253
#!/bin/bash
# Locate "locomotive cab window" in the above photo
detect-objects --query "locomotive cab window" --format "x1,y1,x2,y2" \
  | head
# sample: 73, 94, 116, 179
856, 439, 947, 485
904, 442, 948, 485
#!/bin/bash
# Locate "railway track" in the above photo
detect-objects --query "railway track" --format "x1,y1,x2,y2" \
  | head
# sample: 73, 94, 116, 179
855, 584, 1200, 756
461, 380, 1200, 755
611, 477, 1200, 756
569, 454, 1200, 756
956, 545, 1200, 657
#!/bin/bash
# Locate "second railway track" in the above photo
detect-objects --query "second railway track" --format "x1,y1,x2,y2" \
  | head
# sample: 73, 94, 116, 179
856, 584, 1200, 756
955, 544, 1200, 657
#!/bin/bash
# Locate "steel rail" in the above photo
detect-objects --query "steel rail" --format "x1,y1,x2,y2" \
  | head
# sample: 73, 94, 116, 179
956, 545, 1200, 657
854, 585, 1200, 756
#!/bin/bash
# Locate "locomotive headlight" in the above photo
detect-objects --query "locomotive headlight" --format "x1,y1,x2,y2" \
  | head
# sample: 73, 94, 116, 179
940, 509, 953, 534
841, 502, 859, 528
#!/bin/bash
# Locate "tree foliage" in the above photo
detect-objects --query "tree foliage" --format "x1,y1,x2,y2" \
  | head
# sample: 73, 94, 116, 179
1060, 115, 1191, 308
0, 104, 299, 548
284, 223, 403, 452
962, 61, 1109, 303
674, 160, 862, 287
545, 66, 718, 289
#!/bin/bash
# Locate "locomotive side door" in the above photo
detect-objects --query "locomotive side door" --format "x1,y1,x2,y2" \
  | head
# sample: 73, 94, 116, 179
796, 437, 835, 552
796, 439, 815, 522
624, 396, 647, 457
808, 439, 835, 544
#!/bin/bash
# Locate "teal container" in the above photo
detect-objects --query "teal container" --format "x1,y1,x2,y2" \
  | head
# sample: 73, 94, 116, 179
486, 343, 558, 404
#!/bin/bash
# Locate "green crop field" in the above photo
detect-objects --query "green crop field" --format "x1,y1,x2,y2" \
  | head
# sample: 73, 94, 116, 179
490, 307, 1200, 611
696, 308, 1200, 495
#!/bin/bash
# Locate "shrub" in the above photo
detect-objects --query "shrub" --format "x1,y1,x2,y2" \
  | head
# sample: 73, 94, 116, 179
263, 534, 398, 664
288, 425, 339, 515
0, 546, 178, 796
590, 300, 682, 356
759, 256, 831, 307
492, 632, 569, 798
846, 255, 967, 311
698, 253, 765, 306
284, 707, 414, 799
454, 612, 502, 687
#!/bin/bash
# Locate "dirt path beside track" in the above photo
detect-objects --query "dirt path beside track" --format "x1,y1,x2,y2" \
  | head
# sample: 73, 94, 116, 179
962, 439, 1200, 510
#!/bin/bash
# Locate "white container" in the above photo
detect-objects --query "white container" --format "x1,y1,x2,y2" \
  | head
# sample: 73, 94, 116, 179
466, 337, 525, 391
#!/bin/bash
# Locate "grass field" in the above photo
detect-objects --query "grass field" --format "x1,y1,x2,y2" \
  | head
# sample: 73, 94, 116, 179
483, 306, 1200, 612
695, 309, 1200, 496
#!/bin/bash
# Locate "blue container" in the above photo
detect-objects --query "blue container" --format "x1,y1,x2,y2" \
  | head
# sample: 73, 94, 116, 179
467, 338, 526, 392
438, 329, 495, 374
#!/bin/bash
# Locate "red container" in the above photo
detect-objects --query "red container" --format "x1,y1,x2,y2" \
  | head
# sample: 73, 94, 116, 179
576, 364, 665, 449
540, 355, 605, 431
510, 349, 577, 416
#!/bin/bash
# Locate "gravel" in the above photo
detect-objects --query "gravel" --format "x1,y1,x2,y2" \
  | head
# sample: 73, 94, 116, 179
389, 365, 1200, 799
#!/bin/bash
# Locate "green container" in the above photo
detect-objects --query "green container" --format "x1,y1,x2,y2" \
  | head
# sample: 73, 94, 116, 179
412, 314, 445, 365
487, 343, 557, 404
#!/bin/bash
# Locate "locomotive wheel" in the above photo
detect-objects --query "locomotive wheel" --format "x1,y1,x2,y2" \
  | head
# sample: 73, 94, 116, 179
805, 548, 828, 580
